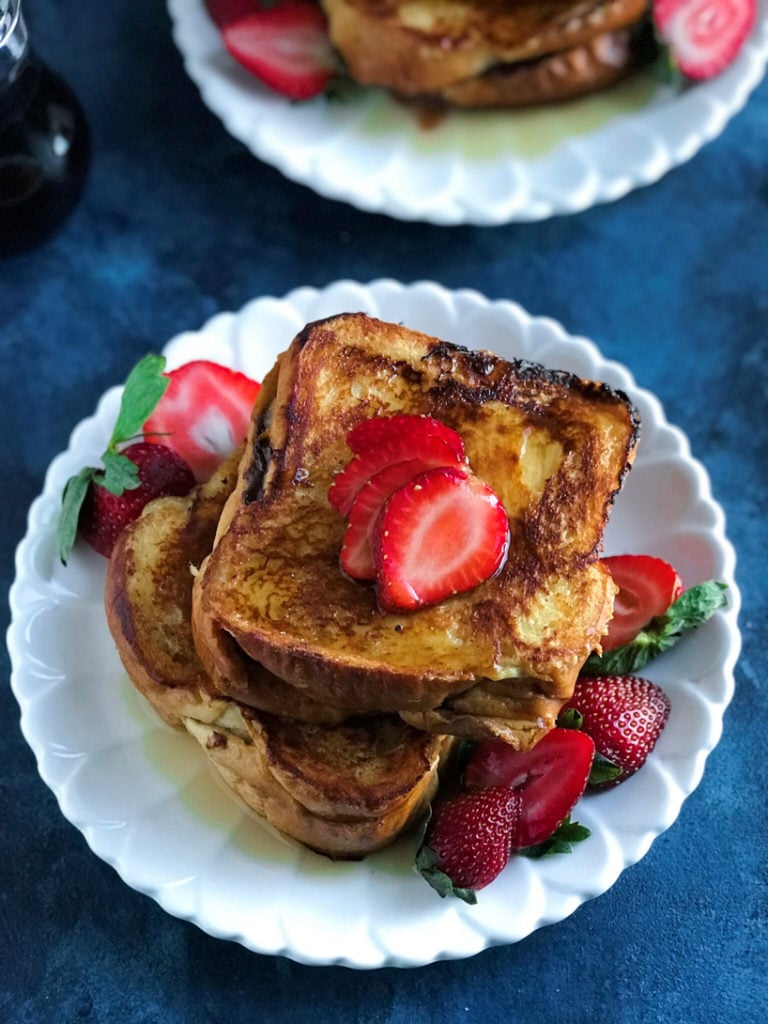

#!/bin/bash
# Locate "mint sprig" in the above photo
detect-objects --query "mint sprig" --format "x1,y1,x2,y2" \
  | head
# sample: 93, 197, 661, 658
582, 580, 728, 676
57, 354, 169, 564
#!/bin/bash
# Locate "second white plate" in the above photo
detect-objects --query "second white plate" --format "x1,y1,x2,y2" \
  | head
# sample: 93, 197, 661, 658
167, 0, 768, 224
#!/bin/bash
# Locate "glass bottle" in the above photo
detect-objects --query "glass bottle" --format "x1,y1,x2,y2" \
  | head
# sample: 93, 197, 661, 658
0, 0, 90, 255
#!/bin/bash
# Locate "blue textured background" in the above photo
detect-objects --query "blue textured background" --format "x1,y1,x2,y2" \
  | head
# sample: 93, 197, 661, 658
2, 3, 767, 1022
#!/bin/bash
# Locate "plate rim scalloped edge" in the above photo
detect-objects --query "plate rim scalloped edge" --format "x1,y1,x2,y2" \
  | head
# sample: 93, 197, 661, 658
165, 0, 768, 225
7, 279, 741, 968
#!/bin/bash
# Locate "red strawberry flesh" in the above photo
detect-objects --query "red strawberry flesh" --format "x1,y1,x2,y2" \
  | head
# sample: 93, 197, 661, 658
79, 442, 195, 558
561, 675, 671, 787
346, 414, 466, 461
423, 785, 522, 893
329, 431, 464, 517
221, 0, 336, 101
464, 728, 595, 848
204, 0, 258, 28
602, 554, 683, 650
653, 0, 756, 80
374, 466, 509, 612
341, 459, 441, 581
143, 360, 260, 484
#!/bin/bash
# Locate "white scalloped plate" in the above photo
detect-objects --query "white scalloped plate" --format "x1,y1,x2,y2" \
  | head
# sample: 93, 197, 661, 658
8, 280, 740, 968
167, 0, 768, 224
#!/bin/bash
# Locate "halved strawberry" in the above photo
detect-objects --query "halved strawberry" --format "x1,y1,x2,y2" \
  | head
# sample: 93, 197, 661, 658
143, 360, 260, 483
341, 459, 438, 581
602, 554, 684, 651
374, 466, 509, 612
417, 786, 523, 901
346, 414, 466, 461
329, 432, 463, 517
654, 0, 756, 80
464, 728, 595, 848
221, 0, 337, 101
561, 675, 671, 787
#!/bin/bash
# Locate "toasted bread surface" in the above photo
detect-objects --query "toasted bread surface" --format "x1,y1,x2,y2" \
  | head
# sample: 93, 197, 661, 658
105, 449, 242, 727
438, 30, 640, 108
195, 313, 638, 743
185, 709, 449, 858
105, 433, 446, 857
320, 0, 649, 94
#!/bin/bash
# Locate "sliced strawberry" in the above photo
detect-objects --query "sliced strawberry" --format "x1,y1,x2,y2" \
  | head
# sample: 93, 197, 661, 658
143, 360, 260, 483
221, 0, 336, 101
329, 432, 463, 517
464, 729, 595, 848
602, 554, 684, 650
341, 459, 439, 581
346, 414, 466, 461
79, 442, 195, 558
561, 675, 671, 787
417, 786, 522, 900
654, 0, 756, 80
374, 466, 509, 613
204, 0, 258, 29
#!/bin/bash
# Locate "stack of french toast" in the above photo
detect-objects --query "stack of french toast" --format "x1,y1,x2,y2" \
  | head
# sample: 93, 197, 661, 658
105, 312, 639, 859
318, 0, 654, 107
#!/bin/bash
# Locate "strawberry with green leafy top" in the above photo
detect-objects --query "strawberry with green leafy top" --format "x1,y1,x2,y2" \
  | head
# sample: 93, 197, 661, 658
58, 354, 261, 563
58, 355, 181, 563
418, 729, 593, 902
417, 786, 523, 903
585, 556, 728, 676
560, 675, 671, 788
77, 442, 195, 558
601, 554, 683, 651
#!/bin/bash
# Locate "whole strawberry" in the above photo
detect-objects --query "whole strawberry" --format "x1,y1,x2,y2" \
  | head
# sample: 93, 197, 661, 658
417, 786, 522, 903
58, 355, 193, 564
561, 675, 671, 788
79, 442, 195, 557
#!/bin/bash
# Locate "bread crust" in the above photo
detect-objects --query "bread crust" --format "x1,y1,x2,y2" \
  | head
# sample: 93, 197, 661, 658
194, 313, 637, 744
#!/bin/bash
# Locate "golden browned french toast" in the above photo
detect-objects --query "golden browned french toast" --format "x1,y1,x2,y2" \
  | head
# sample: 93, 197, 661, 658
105, 443, 449, 858
185, 709, 447, 858
194, 312, 639, 748
319, 0, 650, 103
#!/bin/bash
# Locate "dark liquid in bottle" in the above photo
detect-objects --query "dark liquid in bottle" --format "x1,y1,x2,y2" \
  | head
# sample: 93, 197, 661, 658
0, 53, 89, 255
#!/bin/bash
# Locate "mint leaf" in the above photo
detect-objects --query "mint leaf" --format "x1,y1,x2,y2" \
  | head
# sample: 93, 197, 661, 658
98, 450, 141, 495
416, 845, 477, 905
582, 580, 728, 675
58, 353, 169, 564
58, 467, 94, 564
108, 354, 168, 448
519, 816, 591, 859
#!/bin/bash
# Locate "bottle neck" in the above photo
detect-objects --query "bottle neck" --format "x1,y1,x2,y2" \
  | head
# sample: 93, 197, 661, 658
0, 0, 29, 89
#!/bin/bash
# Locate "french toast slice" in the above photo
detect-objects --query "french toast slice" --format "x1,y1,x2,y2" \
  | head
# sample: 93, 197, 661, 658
105, 441, 448, 858
437, 30, 642, 109
319, 0, 649, 96
194, 312, 639, 747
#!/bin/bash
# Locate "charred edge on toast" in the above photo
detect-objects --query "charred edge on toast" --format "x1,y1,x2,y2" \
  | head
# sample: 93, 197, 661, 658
241, 314, 639, 543
243, 410, 274, 505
